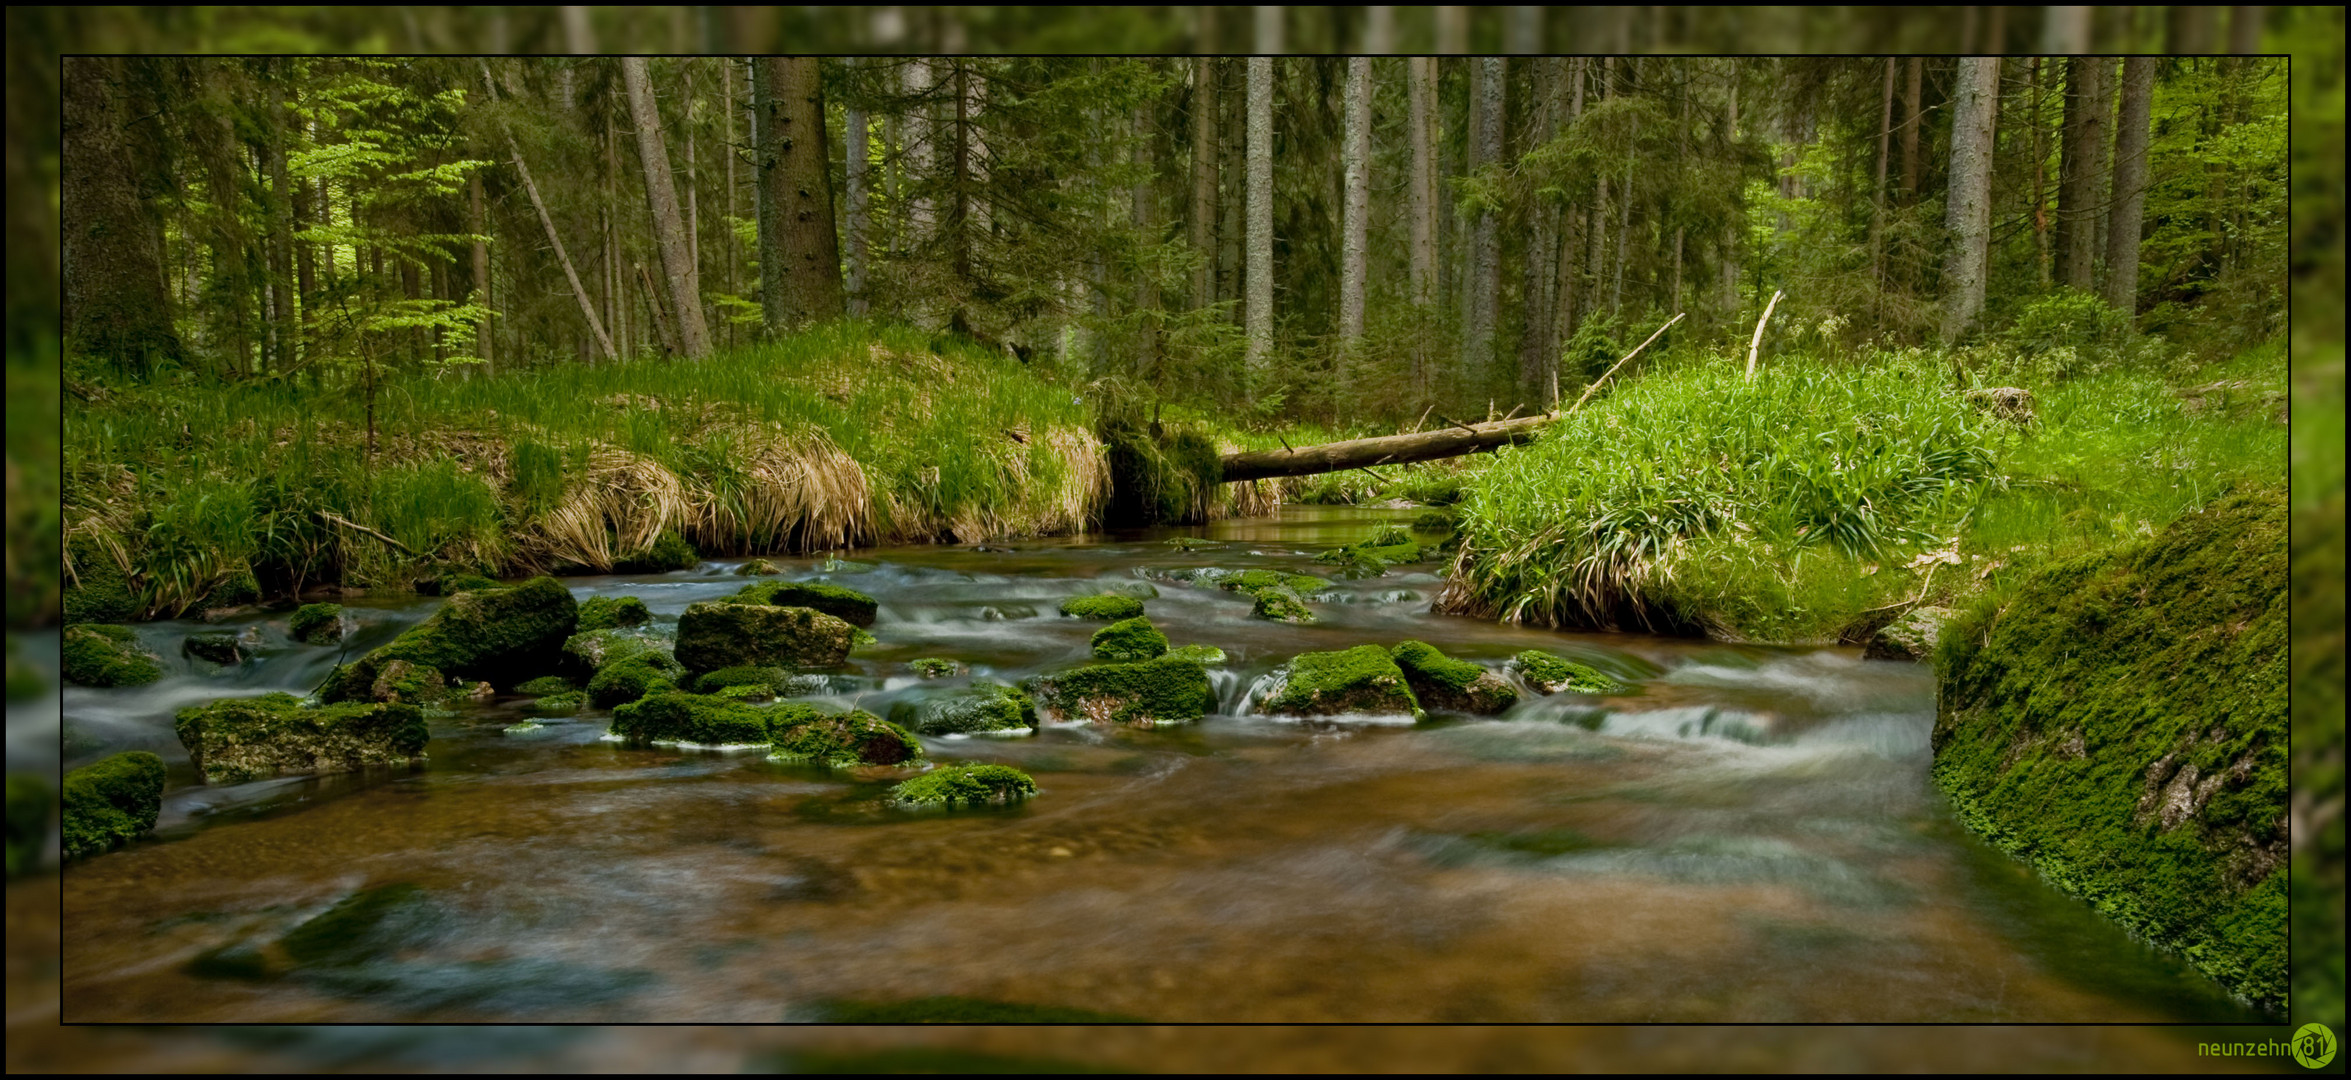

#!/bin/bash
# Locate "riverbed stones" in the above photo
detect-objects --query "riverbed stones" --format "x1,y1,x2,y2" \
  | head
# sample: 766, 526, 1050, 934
321, 576, 578, 701
1259, 645, 1422, 719
175, 692, 429, 785
575, 595, 652, 633
889, 764, 1037, 809
610, 691, 773, 746
693, 665, 790, 696
364, 659, 451, 705
562, 626, 671, 674
725, 580, 879, 628
1511, 651, 1632, 695
1166, 644, 1226, 666
586, 652, 686, 707
1249, 587, 1314, 624
1391, 641, 1517, 715
1028, 655, 1215, 727
1089, 616, 1169, 661
61, 751, 165, 859
736, 558, 781, 576
613, 531, 699, 573
887, 681, 1037, 735
182, 630, 245, 666
908, 658, 966, 679
61, 625, 162, 688
288, 603, 347, 644
769, 706, 925, 768
1865, 606, 1956, 662
675, 601, 854, 673
1059, 594, 1146, 620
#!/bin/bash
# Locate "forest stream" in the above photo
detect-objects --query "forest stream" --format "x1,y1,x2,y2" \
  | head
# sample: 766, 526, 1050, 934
30, 506, 2272, 1024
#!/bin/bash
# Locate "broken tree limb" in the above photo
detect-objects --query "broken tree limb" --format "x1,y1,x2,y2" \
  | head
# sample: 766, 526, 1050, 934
320, 511, 418, 555
1745, 289, 1783, 381
1568, 311, 1685, 415
1217, 413, 1557, 483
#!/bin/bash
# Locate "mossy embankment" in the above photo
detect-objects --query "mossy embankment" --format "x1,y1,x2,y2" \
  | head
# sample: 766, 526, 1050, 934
1932, 486, 2288, 1011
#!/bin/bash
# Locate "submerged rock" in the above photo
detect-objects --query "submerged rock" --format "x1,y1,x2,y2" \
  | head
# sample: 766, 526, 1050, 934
61, 625, 162, 688
514, 675, 576, 696
1391, 640, 1517, 715
321, 577, 578, 701
675, 601, 853, 673
1511, 651, 1633, 695
888, 681, 1037, 735
62, 751, 165, 860
908, 658, 966, 679
1259, 645, 1422, 720
1216, 569, 1331, 596
889, 764, 1037, 809
769, 706, 926, 768
1059, 594, 1146, 620
610, 691, 775, 746
725, 580, 879, 628
289, 603, 348, 645
576, 595, 652, 633
175, 693, 429, 785
1166, 644, 1227, 666
182, 630, 245, 666
1028, 655, 1215, 727
736, 558, 782, 576
1090, 616, 1169, 661
562, 626, 673, 675
1865, 606, 1955, 662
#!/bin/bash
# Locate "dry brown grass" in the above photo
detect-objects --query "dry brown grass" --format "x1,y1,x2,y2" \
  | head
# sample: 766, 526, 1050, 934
515, 445, 694, 572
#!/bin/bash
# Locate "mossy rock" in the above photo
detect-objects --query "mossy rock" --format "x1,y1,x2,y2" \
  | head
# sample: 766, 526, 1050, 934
890, 764, 1036, 809
587, 652, 686, 708
887, 681, 1037, 735
614, 531, 700, 573
175, 693, 429, 785
527, 691, 587, 717
576, 595, 652, 633
321, 577, 579, 702
61, 751, 166, 860
610, 692, 774, 746
64, 539, 141, 624
289, 603, 347, 645
1090, 616, 1169, 662
419, 568, 502, 596
1260, 645, 1422, 719
515, 675, 577, 696
1163, 537, 1218, 551
675, 601, 854, 673
1249, 587, 1314, 624
1933, 487, 2288, 1011
693, 665, 790, 695
362, 659, 451, 705
1865, 606, 1955, 662
562, 627, 673, 675
182, 630, 245, 666
1217, 569, 1330, 596
201, 572, 261, 611
1059, 594, 1146, 620
1166, 644, 1227, 666
1391, 641, 1517, 715
1511, 651, 1632, 695
819, 555, 877, 574
770, 706, 925, 768
1028, 655, 1215, 727
61, 624, 163, 688
1315, 538, 1423, 577
736, 558, 782, 576
6, 773, 52, 876
725, 580, 879, 628
909, 658, 966, 679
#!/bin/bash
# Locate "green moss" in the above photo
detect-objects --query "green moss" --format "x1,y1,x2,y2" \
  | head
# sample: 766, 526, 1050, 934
1412, 507, 1460, 533
562, 627, 671, 674
1392, 640, 1517, 715
890, 764, 1037, 808
1933, 487, 2288, 1011
321, 577, 579, 702
61, 752, 166, 860
610, 692, 774, 746
909, 658, 964, 678
288, 603, 346, 645
6, 773, 52, 877
614, 531, 700, 573
587, 653, 685, 708
1261, 645, 1422, 719
1089, 616, 1169, 661
175, 693, 429, 784
278, 883, 428, 967
693, 665, 789, 694
576, 595, 652, 632
725, 580, 880, 627
1249, 587, 1314, 624
736, 558, 781, 576
1059, 594, 1146, 620
527, 691, 587, 717
182, 630, 243, 666
1217, 570, 1330, 595
428, 571, 502, 595
675, 600, 853, 673
61, 624, 162, 688
514, 675, 576, 696
1028, 655, 1215, 727
770, 707, 925, 768
1512, 651, 1632, 695
888, 681, 1037, 735
1166, 644, 1226, 666
64, 539, 141, 624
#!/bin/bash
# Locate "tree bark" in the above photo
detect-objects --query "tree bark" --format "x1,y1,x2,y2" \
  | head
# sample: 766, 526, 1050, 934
2053, 57, 2108, 292
1190, 57, 1218, 310
623, 57, 713, 358
1465, 57, 1504, 395
2030, 57, 2052, 288
1872, 57, 1894, 321
756, 57, 845, 327
845, 61, 871, 317
2103, 56, 2155, 320
1519, 57, 1565, 409
470, 170, 492, 372
725, 59, 741, 343
1338, 57, 1371, 350
1245, 56, 1274, 376
1940, 58, 2001, 343
481, 61, 613, 362
63, 57, 183, 373
902, 58, 936, 246
1408, 57, 1437, 308
1220, 414, 1555, 483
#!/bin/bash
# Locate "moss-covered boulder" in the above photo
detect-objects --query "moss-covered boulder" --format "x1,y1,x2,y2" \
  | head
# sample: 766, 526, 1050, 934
737, 558, 782, 576
909, 658, 966, 679
1249, 587, 1314, 624
1865, 606, 1956, 661
770, 706, 926, 768
62, 624, 163, 688
515, 675, 576, 696
358, 659, 450, 705
1933, 487, 2287, 1011
289, 603, 347, 645
562, 626, 672, 675
6, 774, 52, 876
321, 577, 578, 702
1217, 569, 1330, 596
175, 693, 429, 785
675, 601, 853, 673
1167, 644, 1227, 666
1089, 617, 1169, 661
1259, 645, 1422, 719
527, 691, 587, 717
576, 595, 652, 633
1511, 651, 1632, 695
609, 691, 772, 746
586, 652, 686, 708
725, 580, 880, 628
417, 565, 502, 596
183, 630, 244, 666
890, 764, 1036, 809
693, 665, 790, 696
64, 539, 142, 624
887, 681, 1036, 735
1059, 594, 1146, 620
61, 751, 165, 860
1028, 655, 1215, 727
1391, 641, 1517, 715
613, 531, 699, 573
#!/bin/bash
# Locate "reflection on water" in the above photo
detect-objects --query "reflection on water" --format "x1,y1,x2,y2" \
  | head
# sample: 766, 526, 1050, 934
17, 506, 2273, 1044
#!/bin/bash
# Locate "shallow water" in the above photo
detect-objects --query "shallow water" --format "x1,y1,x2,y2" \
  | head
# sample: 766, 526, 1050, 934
47, 505, 2269, 1023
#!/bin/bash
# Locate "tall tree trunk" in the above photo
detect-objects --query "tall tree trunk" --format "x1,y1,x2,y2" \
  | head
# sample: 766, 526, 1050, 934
1133, 92, 1160, 375
1190, 57, 1218, 311
684, 63, 699, 293
845, 61, 871, 317
480, 60, 613, 362
902, 58, 936, 247
949, 60, 974, 297
267, 95, 297, 370
1218, 60, 1244, 312
2054, 56, 2109, 291
2030, 58, 2052, 287
1872, 57, 1894, 325
1244, 56, 1275, 378
1554, 57, 1588, 365
2228, 6, 2265, 53
1716, 65, 1739, 321
1338, 57, 1371, 351
2168, 5, 2218, 52
1941, 58, 2001, 343
754, 58, 845, 328
63, 57, 182, 373
1900, 57, 1923, 202
469, 169, 492, 373
1408, 57, 1437, 308
1465, 57, 1504, 396
724, 60, 741, 343
1519, 57, 1564, 409
2041, 6, 2092, 53
2103, 56, 2155, 321
623, 57, 713, 358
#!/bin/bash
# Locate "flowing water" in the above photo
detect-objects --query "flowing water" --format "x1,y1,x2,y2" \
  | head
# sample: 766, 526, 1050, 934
41, 506, 2269, 1024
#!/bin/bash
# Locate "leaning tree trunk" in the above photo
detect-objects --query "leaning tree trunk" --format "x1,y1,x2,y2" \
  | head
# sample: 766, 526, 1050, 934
63, 57, 182, 373
622, 57, 713, 358
2103, 56, 2155, 321
1941, 57, 2002, 343
1244, 55, 1274, 379
2053, 56, 2109, 292
758, 57, 845, 326
1220, 414, 1557, 483
483, 61, 615, 363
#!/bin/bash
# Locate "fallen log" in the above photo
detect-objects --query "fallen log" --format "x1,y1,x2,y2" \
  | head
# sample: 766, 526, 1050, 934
1217, 414, 1557, 483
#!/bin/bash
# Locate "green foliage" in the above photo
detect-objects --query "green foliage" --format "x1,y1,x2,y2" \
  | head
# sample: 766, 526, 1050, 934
1261, 645, 1420, 719
609, 691, 772, 746
727, 579, 879, 627
1058, 594, 1145, 620
1248, 587, 1314, 624
612, 531, 698, 574
692, 665, 788, 695
1088, 617, 1168, 662
889, 764, 1037, 809
908, 658, 963, 679
61, 751, 166, 860
586, 653, 683, 708
61, 624, 162, 687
